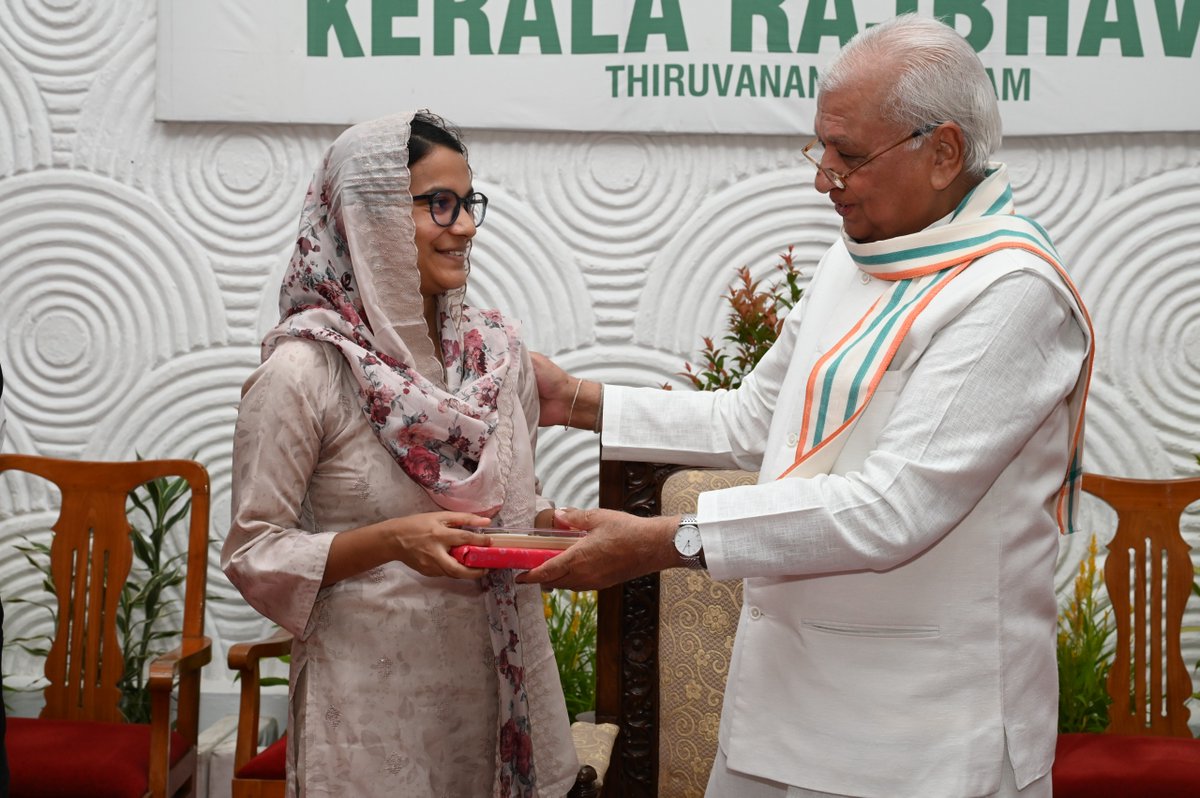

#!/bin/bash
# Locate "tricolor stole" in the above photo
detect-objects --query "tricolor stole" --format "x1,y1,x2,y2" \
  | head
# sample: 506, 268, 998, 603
781, 165, 1095, 534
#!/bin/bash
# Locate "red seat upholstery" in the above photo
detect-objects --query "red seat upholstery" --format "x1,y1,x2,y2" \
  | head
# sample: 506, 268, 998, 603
0, 455, 212, 798
8, 717, 189, 798
235, 732, 287, 780
1053, 732, 1200, 797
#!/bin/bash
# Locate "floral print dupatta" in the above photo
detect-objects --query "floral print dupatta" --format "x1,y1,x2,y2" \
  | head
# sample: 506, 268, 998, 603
263, 113, 541, 797
265, 114, 522, 515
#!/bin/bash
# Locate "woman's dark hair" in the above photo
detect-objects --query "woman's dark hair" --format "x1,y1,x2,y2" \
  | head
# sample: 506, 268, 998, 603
408, 110, 467, 167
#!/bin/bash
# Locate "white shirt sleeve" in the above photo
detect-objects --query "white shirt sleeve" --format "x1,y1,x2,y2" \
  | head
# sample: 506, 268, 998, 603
602, 297, 804, 471
607, 271, 1087, 580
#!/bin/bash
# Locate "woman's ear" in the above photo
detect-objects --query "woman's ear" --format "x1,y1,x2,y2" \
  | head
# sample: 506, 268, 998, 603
929, 122, 967, 191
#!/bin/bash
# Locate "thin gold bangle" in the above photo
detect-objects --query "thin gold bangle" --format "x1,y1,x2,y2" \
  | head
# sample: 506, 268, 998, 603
564, 378, 583, 429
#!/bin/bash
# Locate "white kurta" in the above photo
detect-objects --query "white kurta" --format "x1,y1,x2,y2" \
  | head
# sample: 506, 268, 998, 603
603, 242, 1088, 798
223, 338, 577, 798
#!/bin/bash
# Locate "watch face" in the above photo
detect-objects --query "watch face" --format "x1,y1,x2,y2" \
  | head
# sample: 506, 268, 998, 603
675, 525, 702, 557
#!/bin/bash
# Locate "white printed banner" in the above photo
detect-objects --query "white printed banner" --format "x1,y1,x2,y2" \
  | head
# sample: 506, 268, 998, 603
156, 0, 1200, 135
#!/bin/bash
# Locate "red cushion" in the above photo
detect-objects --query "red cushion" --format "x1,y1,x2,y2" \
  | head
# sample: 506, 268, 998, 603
236, 732, 287, 780
1053, 732, 1200, 798
8, 717, 189, 798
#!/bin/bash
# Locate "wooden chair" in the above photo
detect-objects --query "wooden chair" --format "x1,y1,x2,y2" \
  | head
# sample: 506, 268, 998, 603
229, 634, 615, 797
595, 459, 754, 798
226, 629, 291, 798
1053, 473, 1200, 796
0, 454, 212, 798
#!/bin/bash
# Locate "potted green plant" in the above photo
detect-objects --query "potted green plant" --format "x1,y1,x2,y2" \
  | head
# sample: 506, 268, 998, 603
1056, 533, 1114, 732
677, 246, 804, 391
542, 589, 597, 721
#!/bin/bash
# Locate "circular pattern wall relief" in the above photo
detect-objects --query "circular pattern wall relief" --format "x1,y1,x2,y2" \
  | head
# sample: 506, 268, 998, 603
0, 171, 224, 452
90, 346, 268, 655
152, 125, 333, 262
1048, 166, 1200, 617
253, 248, 294, 342
94, 348, 249, 467
70, 9, 155, 175
536, 430, 602, 513
467, 182, 593, 354
638, 167, 837, 355
1001, 137, 1113, 243
1068, 167, 1200, 463
0, 45, 52, 177
517, 133, 721, 261
0, 0, 143, 79
1080, 381, 1166, 479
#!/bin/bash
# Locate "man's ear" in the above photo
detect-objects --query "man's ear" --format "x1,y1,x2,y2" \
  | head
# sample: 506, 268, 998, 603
929, 123, 967, 190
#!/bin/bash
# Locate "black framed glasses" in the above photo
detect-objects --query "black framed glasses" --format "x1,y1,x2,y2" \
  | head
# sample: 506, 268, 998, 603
412, 190, 488, 228
802, 123, 941, 190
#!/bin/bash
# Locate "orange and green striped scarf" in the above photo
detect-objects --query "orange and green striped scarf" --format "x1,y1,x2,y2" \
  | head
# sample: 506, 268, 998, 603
783, 164, 1094, 534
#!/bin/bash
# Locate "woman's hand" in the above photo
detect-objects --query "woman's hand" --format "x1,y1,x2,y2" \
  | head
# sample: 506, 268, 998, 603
531, 352, 575, 426
386, 511, 496, 579
322, 511, 493, 586
531, 352, 602, 430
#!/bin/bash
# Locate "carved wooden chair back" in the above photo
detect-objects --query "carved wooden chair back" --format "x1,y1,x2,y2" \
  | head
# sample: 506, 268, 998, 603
1083, 473, 1200, 736
0, 453, 211, 798
1053, 474, 1200, 797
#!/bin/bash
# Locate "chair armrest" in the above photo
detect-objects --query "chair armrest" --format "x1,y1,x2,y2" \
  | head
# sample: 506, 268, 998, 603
570, 721, 619, 796
228, 629, 294, 771
228, 628, 294, 672
148, 635, 213, 692
146, 635, 212, 792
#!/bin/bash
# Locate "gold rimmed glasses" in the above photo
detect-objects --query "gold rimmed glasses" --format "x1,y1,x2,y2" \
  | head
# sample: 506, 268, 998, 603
802, 124, 940, 190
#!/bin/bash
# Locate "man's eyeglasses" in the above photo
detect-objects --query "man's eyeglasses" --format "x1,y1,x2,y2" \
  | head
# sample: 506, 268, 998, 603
802, 124, 941, 190
412, 190, 489, 228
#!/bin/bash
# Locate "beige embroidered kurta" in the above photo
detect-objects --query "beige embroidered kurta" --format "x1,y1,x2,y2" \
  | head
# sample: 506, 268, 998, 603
223, 337, 577, 798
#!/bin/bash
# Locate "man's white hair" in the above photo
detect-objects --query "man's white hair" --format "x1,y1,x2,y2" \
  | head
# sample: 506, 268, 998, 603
818, 15, 1001, 178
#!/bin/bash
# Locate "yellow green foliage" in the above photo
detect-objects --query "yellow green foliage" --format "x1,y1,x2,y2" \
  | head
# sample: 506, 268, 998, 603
1056, 534, 1114, 733
543, 589, 598, 721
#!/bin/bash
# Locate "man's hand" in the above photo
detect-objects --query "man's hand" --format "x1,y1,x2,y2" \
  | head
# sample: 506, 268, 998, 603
516, 508, 680, 590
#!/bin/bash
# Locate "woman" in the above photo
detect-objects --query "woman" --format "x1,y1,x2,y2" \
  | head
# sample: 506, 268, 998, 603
222, 112, 577, 797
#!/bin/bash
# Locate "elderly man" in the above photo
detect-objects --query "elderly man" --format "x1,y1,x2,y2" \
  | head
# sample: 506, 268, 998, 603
523, 14, 1094, 798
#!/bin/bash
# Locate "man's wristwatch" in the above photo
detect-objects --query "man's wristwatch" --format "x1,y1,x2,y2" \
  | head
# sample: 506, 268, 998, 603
673, 513, 706, 569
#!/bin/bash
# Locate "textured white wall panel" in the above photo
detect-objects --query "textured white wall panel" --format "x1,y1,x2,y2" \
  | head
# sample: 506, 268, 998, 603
1, 2, 1198, 719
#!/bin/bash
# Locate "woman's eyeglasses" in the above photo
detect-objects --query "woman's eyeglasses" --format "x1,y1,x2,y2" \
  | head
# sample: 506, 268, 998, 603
412, 190, 489, 228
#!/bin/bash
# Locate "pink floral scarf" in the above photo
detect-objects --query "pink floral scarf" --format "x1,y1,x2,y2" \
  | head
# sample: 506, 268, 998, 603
262, 113, 539, 796
262, 113, 529, 517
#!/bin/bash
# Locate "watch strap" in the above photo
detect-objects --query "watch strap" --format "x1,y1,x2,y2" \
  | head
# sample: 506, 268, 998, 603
676, 513, 705, 569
